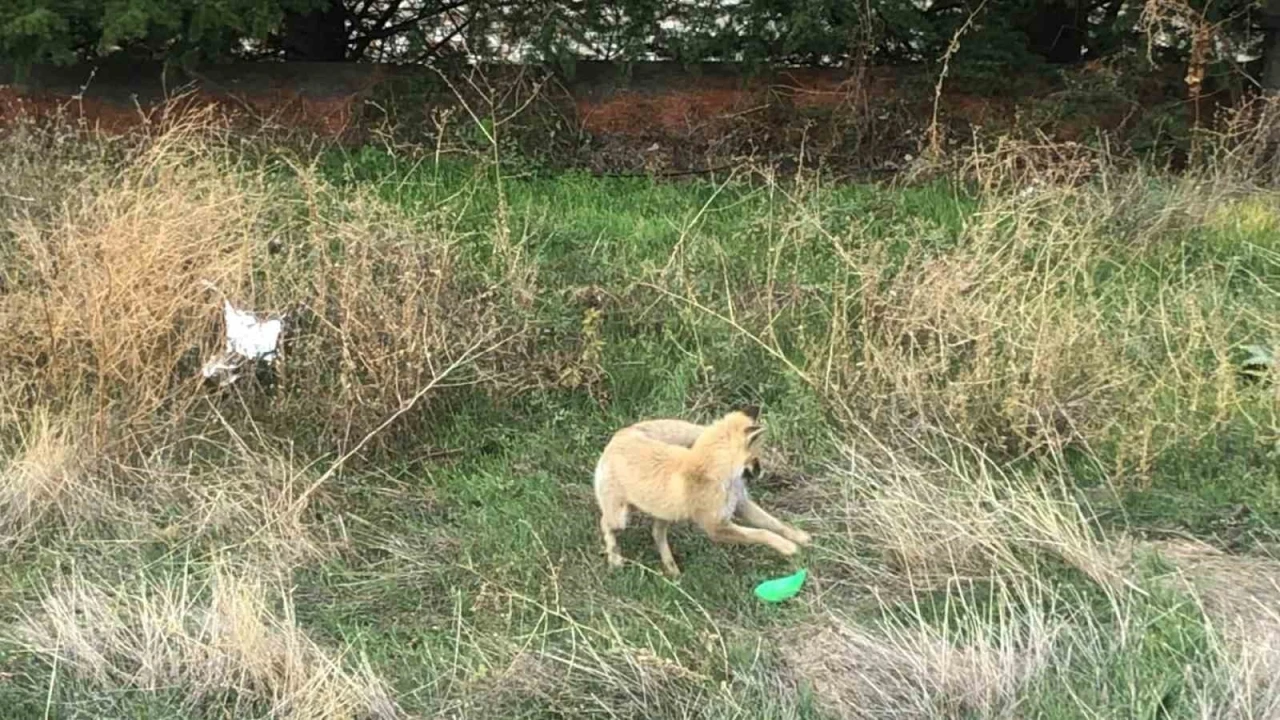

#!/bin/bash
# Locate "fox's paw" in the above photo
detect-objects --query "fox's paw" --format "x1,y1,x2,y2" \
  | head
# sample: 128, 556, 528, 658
776, 538, 800, 556
662, 562, 682, 578
787, 528, 812, 546
607, 552, 624, 568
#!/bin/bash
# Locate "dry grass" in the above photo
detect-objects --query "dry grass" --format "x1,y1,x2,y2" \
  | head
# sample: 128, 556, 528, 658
782, 587, 1064, 719
466, 642, 716, 719
782, 439, 1280, 718
0, 109, 258, 428
256, 178, 520, 446
856, 184, 1241, 465
0, 106, 531, 563
455, 596, 743, 720
696, 154, 1280, 487
10, 563, 398, 719
132, 439, 341, 571
0, 108, 553, 716
822, 434, 1125, 593
0, 411, 342, 571
1153, 539, 1280, 718
0, 107, 549, 716
748, 418, 1107, 717
780, 433, 1116, 715
0, 408, 102, 547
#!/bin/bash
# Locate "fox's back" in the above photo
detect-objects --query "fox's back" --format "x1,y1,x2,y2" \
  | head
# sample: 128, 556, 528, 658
626, 419, 706, 447
595, 428, 698, 520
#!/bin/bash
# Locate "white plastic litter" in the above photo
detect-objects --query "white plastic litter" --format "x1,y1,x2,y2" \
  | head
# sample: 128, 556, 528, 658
223, 301, 283, 361
201, 300, 284, 386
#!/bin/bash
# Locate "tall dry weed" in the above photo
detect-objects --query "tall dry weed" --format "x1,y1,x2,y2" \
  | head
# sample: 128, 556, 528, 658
820, 433, 1124, 594
1153, 540, 1280, 718
126, 437, 339, 571
782, 584, 1065, 719
255, 176, 522, 448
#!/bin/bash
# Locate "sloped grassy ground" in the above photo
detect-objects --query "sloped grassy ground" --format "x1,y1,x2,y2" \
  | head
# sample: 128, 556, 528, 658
0, 120, 1277, 718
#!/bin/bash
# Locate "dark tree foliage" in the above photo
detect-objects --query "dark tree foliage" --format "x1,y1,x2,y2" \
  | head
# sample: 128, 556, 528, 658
1, 0, 1277, 89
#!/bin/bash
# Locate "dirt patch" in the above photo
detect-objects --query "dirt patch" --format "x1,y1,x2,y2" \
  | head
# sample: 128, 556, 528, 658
0, 86, 146, 134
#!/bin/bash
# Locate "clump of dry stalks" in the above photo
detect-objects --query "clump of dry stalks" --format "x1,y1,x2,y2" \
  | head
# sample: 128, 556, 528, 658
0, 102, 546, 542
0, 409, 97, 547
685, 134, 1279, 481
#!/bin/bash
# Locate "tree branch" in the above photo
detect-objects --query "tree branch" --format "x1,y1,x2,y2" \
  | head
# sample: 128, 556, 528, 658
925, 1, 968, 15
350, 0, 473, 56
420, 13, 474, 59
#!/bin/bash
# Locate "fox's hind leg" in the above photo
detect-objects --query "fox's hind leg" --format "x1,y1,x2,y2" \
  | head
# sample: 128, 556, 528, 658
652, 520, 680, 577
595, 460, 629, 568
599, 502, 628, 567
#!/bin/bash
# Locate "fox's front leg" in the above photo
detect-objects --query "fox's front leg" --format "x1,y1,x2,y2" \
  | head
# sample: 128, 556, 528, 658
736, 499, 811, 546
700, 520, 798, 557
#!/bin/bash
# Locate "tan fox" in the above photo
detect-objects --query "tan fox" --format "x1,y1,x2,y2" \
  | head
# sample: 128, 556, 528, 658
593, 407, 811, 576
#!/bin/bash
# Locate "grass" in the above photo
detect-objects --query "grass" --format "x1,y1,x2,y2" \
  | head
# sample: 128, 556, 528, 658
0, 103, 1277, 718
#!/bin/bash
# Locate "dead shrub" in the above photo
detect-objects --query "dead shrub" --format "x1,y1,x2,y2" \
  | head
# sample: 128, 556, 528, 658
255, 179, 525, 449
0, 106, 531, 455
1205, 94, 1280, 185
960, 136, 1108, 194
779, 159, 1275, 475
0, 112, 260, 433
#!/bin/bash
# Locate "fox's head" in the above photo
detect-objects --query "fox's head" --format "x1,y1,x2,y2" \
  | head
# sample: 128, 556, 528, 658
695, 405, 767, 478
738, 405, 766, 479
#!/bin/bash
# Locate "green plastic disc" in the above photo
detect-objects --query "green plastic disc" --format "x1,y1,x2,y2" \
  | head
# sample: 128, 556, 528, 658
753, 568, 807, 603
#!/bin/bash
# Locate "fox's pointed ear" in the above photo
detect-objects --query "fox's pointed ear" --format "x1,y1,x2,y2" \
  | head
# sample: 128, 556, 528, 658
746, 424, 766, 446
738, 404, 760, 421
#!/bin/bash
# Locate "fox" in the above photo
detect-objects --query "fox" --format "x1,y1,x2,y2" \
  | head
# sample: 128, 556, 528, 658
593, 406, 811, 577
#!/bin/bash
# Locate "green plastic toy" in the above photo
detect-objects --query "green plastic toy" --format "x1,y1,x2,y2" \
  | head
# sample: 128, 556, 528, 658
753, 568, 808, 603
